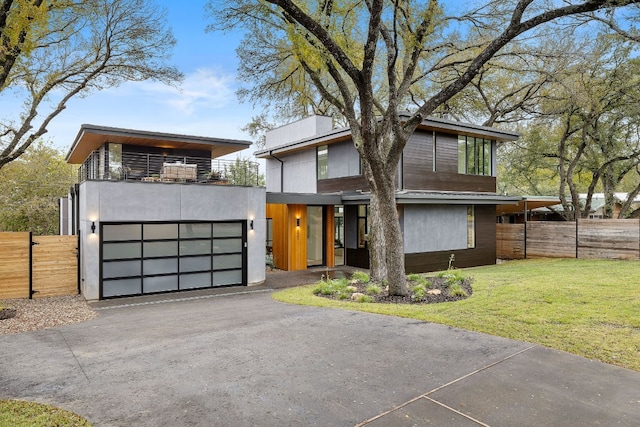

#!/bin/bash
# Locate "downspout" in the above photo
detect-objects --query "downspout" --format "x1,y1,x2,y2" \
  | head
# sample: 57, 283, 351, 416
270, 150, 284, 192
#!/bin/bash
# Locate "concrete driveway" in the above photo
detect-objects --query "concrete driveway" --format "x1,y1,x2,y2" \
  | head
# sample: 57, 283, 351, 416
1, 289, 639, 426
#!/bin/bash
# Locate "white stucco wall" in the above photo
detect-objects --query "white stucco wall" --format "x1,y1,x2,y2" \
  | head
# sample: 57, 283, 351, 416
280, 150, 317, 193
403, 205, 468, 253
78, 181, 266, 300
264, 115, 332, 149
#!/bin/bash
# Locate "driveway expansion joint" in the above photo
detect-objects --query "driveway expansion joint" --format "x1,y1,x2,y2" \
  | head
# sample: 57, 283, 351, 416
355, 344, 537, 426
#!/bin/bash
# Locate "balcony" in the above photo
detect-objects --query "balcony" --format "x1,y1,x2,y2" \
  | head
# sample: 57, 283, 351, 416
78, 151, 262, 186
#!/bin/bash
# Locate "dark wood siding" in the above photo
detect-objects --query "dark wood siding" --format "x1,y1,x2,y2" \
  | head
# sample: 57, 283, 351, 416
403, 130, 433, 187
404, 171, 496, 192
346, 248, 370, 269
402, 130, 496, 193
404, 205, 496, 273
434, 131, 458, 173
317, 175, 369, 193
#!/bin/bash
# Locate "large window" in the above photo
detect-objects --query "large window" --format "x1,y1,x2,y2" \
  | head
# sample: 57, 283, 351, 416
458, 136, 492, 176
317, 145, 328, 179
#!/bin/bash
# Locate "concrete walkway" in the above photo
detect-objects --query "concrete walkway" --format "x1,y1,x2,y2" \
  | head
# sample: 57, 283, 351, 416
1, 272, 639, 426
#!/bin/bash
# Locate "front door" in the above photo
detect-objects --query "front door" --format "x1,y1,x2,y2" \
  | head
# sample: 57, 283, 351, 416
306, 206, 324, 267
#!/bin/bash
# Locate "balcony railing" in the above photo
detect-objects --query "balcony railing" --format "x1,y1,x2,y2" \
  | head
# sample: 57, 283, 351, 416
78, 151, 262, 186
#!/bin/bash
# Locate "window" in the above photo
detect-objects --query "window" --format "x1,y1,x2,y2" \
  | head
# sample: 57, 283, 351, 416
317, 145, 328, 179
467, 206, 475, 248
266, 218, 273, 253
358, 205, 368, 248
458, 136, 492, 176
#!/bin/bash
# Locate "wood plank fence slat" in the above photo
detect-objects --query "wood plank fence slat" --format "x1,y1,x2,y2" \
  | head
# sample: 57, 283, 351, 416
497, 219, 640, 261
0, 232, 31, 298
0, 233, 77, 299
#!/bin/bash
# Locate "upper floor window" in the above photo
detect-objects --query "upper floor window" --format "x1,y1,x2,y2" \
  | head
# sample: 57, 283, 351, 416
458, 136, 492, 176
317, 145, 328, 180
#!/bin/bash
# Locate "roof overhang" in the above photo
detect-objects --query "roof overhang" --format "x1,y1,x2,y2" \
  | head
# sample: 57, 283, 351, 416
266, 190, 521, 206
66, 124, 252, 164
342, 191, 522, 205
496, 196, 561, 216
255, 115, 519, 159
266, 192, 344, 205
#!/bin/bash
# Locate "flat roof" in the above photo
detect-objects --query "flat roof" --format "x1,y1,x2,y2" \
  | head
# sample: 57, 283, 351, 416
66, 124, 252, 164
255, 115, 519, 158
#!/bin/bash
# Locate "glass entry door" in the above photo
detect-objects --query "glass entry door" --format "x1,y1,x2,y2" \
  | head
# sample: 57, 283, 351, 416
307, 206, 324, 267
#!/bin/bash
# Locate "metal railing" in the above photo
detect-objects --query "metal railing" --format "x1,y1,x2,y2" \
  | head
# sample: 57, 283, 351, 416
78, 151, 262, 186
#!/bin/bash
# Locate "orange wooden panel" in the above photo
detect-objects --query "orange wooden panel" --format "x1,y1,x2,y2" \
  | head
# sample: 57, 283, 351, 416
266, 204, 289, 271
325, 206, 335, 268
288, 204, 307, 271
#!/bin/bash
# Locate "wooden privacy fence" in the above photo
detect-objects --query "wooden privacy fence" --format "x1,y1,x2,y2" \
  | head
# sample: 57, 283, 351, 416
497, 219, 640, 260
0, 232, 78, 299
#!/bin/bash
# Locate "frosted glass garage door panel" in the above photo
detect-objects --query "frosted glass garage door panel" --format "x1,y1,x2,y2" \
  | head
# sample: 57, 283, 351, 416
213, 269, 242, 286
103, 278, 141, 297
103, 260, 141, 279
144, 223, 178, 240
143, 241, 178, 258
144, 275, 178, 293
143, 258, 178, 275
180, 223, 211, 238
213, 254, 242, 269
180, 256, 211, 273
103, 224, 141, 241
180, 272, 211, 289
213, 223, 242, 238
180, 240, 211, 256
103, 242, 141, 260
212, 239, 242, 254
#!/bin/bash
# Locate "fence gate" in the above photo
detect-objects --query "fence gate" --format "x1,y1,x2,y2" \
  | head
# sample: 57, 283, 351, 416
0, 232, 78, 299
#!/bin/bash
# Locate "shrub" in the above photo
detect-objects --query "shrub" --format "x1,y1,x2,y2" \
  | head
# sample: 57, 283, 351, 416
449, 283, 468, 297
265, 253, 277, 270
438, 269, 466, 287
365, 284, 382, 296
351, 271, 370, 283
408, 273, 431, 289
411, 284, 427, 300
312, 278, 349, 296
354, 294, 373, 303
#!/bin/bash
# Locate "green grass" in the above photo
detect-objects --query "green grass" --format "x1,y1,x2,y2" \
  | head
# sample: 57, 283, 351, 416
0, 400, 91, 427
272, 259, 640, 371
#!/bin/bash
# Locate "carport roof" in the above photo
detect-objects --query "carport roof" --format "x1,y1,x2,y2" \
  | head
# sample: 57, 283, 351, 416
66, 124, 252, 164
496, 196, 561, 216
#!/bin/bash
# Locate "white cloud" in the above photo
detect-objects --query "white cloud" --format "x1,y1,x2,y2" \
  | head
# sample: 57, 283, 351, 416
135, 68, 236, 114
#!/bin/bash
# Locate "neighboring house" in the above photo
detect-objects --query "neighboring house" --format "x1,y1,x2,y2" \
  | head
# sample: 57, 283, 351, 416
256, 115, 521, 273
63, 124, 266, 301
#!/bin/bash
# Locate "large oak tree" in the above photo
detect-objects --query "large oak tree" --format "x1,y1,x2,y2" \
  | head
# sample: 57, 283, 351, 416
209, 0, 640, 295
0, 0, 182, 170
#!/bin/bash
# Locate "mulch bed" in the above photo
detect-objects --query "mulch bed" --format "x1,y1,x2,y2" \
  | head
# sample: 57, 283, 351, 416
321, 276, 473, 304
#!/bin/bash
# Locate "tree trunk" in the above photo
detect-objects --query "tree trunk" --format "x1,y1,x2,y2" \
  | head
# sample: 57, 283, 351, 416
367, 193, 387, 283
367, 158, 407, 296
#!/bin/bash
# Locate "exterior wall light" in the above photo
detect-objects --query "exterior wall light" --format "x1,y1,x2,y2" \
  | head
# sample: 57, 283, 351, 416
296, 218, 300, 227
91, 221, 96, 233
249, 220, 254, 230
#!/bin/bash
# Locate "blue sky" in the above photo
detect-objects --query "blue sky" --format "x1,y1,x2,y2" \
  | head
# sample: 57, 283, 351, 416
30, 1, 258, 157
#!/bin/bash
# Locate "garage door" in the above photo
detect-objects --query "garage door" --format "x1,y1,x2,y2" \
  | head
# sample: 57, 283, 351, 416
100, 221, 246, 299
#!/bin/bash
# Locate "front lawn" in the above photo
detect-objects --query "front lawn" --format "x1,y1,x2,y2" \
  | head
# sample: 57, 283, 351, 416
272, 258, 640, 371
0, 400, 91, 427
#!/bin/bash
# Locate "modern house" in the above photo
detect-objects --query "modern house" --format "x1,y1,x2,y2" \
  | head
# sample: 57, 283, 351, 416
256, 115, 521, 273
63, 124, 265, 301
